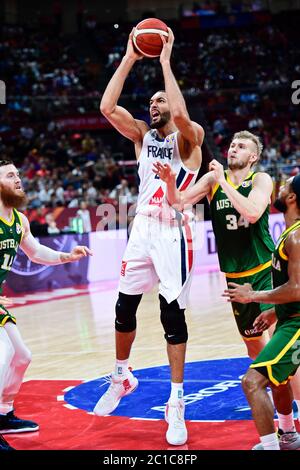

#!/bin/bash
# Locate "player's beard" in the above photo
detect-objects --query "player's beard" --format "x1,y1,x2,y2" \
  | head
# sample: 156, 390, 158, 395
150, 111, 171, 129
0, 184, 27, 209
228, 159, 249, 170
273, 196, 287, 213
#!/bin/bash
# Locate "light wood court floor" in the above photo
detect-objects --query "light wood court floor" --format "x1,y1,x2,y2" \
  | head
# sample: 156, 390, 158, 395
15, 270, 248, 382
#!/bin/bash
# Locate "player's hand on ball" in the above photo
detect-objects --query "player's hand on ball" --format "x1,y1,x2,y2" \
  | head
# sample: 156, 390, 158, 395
125, 28, 143, 61
159, 28, 174, 64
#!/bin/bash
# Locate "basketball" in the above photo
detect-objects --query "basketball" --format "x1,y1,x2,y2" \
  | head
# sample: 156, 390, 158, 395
133, 18, 169, 58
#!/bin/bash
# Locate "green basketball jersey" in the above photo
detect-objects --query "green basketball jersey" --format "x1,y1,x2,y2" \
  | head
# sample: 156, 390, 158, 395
272, 220, 300, 321
210, 171, 274, 275
0, 209, 23, 291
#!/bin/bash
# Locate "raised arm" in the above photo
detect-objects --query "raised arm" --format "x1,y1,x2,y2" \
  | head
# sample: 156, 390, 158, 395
100, 29, 149, 144
159, 29, 204, 168
153, 162, 215, 210
209, 160, 273, 223
19, 213, 92, 265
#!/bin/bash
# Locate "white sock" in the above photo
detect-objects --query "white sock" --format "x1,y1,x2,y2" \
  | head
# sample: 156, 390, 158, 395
0, 407, 13, 416
114, 359, 129, 377
169, 382, 184, 402
278, 411, 296, 433
260, 432, 280, 450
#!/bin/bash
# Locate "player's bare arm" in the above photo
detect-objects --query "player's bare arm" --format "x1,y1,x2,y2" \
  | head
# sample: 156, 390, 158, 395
159, 29, 204, 169
19, 213, 92, 265
153, 162, 215, 210
0, 296, 13, 307
224, 230, 300, 304
209, 159, 273, 223
100, 28, 149, 147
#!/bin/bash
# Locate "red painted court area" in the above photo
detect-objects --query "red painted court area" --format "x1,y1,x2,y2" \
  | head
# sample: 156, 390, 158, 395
5, 380, 271, 451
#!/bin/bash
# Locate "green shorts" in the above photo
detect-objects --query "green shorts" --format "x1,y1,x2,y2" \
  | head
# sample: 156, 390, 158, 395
0, 305, 16, 326
226, 267, 274, 339
250, 317, 300, 385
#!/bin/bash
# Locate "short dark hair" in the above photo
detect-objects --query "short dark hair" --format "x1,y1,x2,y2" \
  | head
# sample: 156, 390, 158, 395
0, 159, 14, 167
150, 90, 166, 100
291, 174, 300, 210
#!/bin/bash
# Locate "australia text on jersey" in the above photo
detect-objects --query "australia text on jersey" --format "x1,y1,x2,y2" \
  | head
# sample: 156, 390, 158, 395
216, 199, 233, 210
0, 239, 19, 251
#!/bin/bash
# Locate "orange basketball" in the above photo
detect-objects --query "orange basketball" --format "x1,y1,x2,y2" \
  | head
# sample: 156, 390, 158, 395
133, 18, 169, 58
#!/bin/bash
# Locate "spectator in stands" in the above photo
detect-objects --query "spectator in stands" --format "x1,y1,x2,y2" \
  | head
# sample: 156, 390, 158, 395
127, 186, 138, 205
248, 115, 264, 131
77, 201, 92, 233
109, 179, 131, 204
45, 212, 60, 234
82, 133, 96, 154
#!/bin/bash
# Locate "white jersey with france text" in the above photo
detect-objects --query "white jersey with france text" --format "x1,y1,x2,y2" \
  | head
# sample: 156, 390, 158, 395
136, 130, 199, 219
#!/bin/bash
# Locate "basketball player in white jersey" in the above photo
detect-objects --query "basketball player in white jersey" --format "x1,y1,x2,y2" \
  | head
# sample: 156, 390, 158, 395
93, 28, 204, 446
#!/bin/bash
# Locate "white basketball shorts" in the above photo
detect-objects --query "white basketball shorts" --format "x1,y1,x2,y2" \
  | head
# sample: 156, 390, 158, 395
118, 213, 195, 308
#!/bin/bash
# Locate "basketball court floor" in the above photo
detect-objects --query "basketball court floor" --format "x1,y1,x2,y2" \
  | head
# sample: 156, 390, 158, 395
4, 268, 299, 450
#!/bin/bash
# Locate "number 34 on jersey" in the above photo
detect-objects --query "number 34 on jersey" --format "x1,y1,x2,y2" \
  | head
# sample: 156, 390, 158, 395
226, 214, 250, 230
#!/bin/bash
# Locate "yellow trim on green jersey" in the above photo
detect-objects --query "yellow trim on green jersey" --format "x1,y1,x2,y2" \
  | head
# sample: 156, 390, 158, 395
0, 314, 16, 326
250, 328, 300, 369
14, 209, 24, 242
279, 220, 300, 241
0, 210, 15, 227
242, 335, 263, 341
225, 260, 272, 279
254, 364, 293, 386
210, 182, 219, 200
265, 365, 289, 386
273, 221, 300, 321
278, 240, 288, 261
225, 170, 254, 190
210, 170, 255, 200
276, 220, 300, 262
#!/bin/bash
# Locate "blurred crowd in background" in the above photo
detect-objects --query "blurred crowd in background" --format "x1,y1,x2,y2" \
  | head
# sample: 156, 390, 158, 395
0, 4, 299, 232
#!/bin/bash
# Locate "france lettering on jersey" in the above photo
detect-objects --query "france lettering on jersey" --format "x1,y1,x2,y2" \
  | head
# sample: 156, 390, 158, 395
136, 130, 199, 219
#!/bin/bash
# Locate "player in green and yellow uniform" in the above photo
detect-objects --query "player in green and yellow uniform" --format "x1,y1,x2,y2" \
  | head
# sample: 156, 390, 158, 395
224, 174, 300, 450
154, 130, 300, 447
210, 169, 275, 341
0, 208, 23, 327
154, 130, 274, 359
0, 160, 92, 450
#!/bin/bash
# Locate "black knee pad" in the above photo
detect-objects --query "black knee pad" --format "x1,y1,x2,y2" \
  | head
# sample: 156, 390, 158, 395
115, 292, 142, 332
159, 294, 188, 344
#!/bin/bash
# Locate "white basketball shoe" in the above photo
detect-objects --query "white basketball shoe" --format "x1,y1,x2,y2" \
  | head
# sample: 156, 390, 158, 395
165, 399, 188, 446
93, 369, 138, 416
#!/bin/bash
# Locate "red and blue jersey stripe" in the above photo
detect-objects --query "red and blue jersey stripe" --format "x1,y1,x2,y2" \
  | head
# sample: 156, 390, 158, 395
176, 212, 194, 286
176, 168, 195, 192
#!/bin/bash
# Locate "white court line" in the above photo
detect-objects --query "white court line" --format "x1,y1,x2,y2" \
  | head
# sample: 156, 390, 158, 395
190, 419, 225, 423
62, 386, 75, 392
130, 418, 160, 421
63, 404, 78, 410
